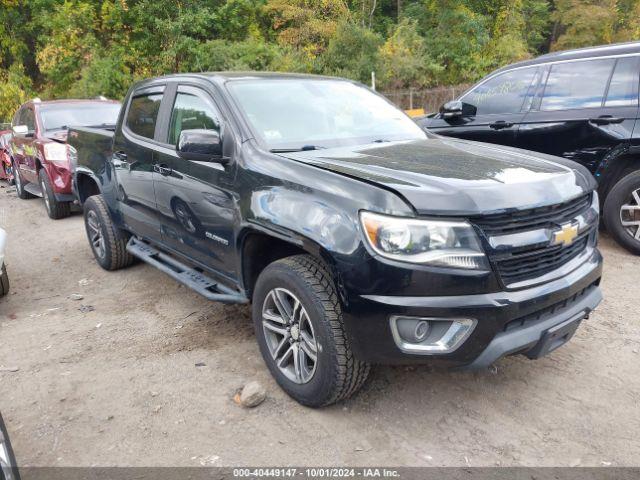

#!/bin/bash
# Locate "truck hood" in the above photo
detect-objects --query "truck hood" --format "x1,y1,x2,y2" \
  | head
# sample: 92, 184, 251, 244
278, 137, 596, 215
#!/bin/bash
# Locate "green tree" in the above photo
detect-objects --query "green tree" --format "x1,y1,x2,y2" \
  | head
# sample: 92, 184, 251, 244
378, 18, 442, 89
264, 0, 350, 58
316, 20, 383, 83
0, 64, 34, 122
551, 0, 617, 51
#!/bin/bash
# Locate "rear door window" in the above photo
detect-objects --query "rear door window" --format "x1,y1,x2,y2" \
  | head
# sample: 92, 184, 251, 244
541, 58, 615, 111
126, 92, 164, 139
461, 67, 538, 116
605, 56, 640, 107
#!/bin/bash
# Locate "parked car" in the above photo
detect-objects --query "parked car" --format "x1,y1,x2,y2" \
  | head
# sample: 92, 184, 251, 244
0, 131, 14, 184
0, 412, 19, 480
68, 73, 603, 407
10, 98, 120, 219
418, 41, 640, 255
0, 228, 8, 297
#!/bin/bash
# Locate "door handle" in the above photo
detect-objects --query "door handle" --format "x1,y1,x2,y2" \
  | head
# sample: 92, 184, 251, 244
489, 120, 514, 130
589, 115, 625, 125
153, 164, 173, 176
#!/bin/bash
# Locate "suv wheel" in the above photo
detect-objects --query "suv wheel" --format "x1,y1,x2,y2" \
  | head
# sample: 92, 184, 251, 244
12, 160, 34, 199
604, 171, 640, 255
83, 195, 135, 270
252, 255, 370, 407
4, 163, 14, 186
39, 169, 70, 219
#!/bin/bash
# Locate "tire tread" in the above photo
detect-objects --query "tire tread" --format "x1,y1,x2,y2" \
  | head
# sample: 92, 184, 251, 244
275, 254, 370, 406
84, 195, 135, 270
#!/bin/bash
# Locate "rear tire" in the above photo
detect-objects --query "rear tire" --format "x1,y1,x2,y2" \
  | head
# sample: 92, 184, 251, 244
39, 169, 70, 219
83, 195, 135, 270
4, 162, 14, 186
12, 160, 34, 199
252, 254, 370, 407
0, 264, 9, 297
603, 170, 640, 255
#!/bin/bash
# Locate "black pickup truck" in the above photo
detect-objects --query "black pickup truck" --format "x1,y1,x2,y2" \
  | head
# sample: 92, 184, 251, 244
68, 73, 603, 407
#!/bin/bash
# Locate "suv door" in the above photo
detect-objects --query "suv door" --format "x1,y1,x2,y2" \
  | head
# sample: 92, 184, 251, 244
518, 56, 639, 174
12, 106, 38, 184
425, 66, 540, 146
113, 85, 165, 242
154, 84, 238, 280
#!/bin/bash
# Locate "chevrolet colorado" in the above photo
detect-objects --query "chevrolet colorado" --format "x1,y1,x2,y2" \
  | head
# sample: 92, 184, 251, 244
68, 73, 603, 406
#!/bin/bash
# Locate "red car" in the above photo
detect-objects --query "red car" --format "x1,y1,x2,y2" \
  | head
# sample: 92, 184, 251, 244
11, 98, 120, 218
0, 130, 14, 184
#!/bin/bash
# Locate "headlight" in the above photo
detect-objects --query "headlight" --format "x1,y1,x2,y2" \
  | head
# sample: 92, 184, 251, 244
360, 211, 488, 269
43, 143, 68, 164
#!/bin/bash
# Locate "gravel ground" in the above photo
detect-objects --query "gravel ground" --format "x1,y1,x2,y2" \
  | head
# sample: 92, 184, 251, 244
0, 184, 639, 467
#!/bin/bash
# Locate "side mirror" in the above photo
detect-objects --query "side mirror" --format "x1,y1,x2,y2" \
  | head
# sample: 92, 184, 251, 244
176, 129, 227, 164
12, 125, 29, 136
440, 100, 463, 119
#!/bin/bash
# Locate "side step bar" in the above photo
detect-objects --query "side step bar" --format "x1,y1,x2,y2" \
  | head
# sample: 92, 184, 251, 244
126, 237, 248, 304
24, 182, 44, 198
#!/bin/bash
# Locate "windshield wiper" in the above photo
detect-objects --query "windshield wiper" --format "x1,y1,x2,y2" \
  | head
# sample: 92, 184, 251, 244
270, 145, 326, 153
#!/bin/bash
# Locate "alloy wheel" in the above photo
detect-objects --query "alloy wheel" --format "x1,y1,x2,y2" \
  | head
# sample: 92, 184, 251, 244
87, 210, 105, 259
262, 288, 318, 384
620, 188, 640, 240
13, 163, 21, 194
41, 178, 51, 213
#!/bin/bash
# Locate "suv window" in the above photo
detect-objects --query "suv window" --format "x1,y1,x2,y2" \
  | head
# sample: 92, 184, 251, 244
168, 89, 221, 146
541, 58, 615, 111
605, 57, 640, 107
461, 67, 537, 116
126, 92, 163, 139
20, 108, 36, 132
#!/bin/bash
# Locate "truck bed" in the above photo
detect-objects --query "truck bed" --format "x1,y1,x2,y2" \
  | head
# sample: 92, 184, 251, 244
68, 126, 115, 175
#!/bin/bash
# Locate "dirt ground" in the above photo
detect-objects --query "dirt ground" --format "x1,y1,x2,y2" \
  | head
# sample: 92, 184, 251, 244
0, 183, 639, 468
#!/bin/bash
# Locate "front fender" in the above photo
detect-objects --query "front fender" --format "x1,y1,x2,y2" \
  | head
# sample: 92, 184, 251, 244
249, 186, 361, 257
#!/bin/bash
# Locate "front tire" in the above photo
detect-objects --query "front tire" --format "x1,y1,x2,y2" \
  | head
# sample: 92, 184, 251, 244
0, 264, 9, 297
39, 169, 70, 219
12, 160, 34, 199
604, 170, 640, 255
252, 255, 370, 407
83, 195, 135, 270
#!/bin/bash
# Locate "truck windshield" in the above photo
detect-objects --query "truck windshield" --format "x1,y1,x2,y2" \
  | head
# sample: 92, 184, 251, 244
40, 103, 121, 132
227, 79, 425, 150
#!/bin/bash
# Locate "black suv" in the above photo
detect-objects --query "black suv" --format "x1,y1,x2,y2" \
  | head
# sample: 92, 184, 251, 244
68, 73, 602, 406
418, 41, 640, 254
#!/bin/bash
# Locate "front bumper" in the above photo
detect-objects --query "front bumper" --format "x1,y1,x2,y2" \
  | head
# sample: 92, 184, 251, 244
343, 249, 603, 367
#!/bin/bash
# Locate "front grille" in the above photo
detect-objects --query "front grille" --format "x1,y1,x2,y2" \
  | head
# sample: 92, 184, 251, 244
503, 282, 598, 332
471, 193, 592, 236
495, 232, 591, 285
471, 193, 595, 286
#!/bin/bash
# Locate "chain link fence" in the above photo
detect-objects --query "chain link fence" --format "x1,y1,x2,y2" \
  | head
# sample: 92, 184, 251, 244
381, 84, 471, 114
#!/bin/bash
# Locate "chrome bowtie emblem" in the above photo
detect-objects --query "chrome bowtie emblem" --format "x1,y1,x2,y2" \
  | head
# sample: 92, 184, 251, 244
552, 223, 579, 247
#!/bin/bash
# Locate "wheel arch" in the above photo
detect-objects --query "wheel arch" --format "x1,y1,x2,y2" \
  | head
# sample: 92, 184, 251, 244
596, 151, 640, 201
75, 171, 102, 204
238, 227, 342, 300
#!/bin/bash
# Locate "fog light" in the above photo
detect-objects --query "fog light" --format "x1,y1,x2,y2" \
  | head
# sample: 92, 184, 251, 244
390, 316, 476, 354
414, 320, 430, 341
